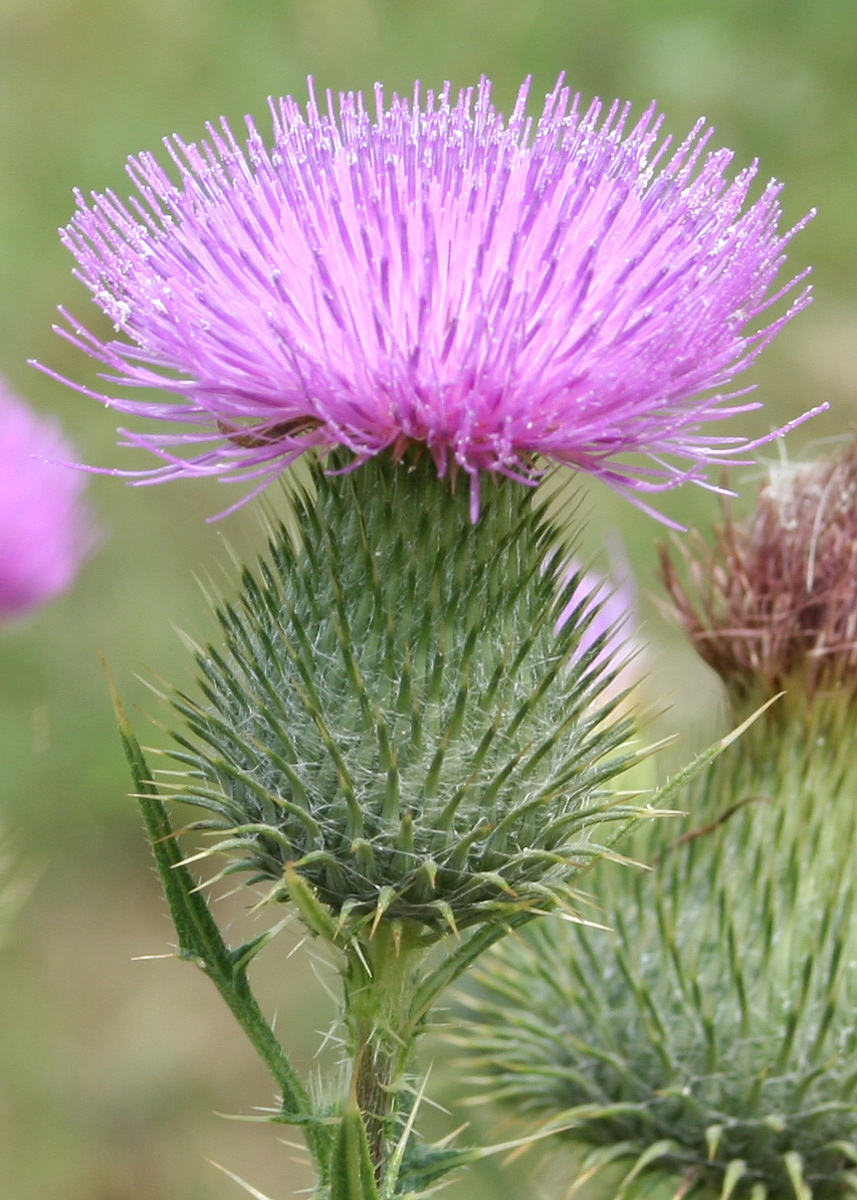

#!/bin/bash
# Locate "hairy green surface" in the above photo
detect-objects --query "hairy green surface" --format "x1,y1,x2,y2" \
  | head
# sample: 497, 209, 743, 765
460, 696, 857, 1200
163, 455, 641, 936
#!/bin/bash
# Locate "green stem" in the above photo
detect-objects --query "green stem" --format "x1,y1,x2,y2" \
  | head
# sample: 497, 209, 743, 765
342, 921, 428, 1181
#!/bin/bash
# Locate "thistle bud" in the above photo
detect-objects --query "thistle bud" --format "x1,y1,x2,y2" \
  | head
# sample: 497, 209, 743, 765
460, 732, 857, 1200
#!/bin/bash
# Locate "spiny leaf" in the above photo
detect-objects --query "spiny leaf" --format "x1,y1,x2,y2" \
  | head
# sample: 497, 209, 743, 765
107, 666, 318, 1145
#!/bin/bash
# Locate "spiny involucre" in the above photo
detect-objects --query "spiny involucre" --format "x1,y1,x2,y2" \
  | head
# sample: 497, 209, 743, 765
51, 75, 819, 518
163, 457, 645, 936
0, 382, 92, 619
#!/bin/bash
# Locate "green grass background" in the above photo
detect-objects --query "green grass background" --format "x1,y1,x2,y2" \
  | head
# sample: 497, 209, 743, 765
0, 1, 854, 1197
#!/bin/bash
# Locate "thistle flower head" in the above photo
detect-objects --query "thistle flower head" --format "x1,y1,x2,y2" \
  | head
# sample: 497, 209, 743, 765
0, 383, 92, 619
53, 76, 817, 518
661, 440, 857, 703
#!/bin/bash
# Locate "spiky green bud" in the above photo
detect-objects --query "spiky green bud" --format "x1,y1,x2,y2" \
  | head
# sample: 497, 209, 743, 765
162, 454, 641, 939
461, 704, 857, 1199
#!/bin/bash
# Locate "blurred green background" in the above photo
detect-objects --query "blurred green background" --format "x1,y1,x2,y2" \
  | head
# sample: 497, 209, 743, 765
0, 1, 853, 1197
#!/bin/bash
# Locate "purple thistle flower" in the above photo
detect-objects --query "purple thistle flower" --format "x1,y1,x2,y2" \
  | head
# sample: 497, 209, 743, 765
0, 384, 92, 619
49, 76, 820, 518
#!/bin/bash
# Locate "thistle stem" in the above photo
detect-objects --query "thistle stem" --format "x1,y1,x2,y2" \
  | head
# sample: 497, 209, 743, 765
342, 921, 428, 1179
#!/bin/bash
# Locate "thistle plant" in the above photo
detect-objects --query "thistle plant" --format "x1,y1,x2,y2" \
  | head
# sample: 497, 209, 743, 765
459, 445, 857, 1200
45, 76, 819, 1198
157, 454, 650, 1186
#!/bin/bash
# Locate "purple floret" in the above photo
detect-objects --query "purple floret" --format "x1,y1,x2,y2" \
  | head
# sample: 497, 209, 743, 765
0, 384, 92, 618
50, 76, 820, 518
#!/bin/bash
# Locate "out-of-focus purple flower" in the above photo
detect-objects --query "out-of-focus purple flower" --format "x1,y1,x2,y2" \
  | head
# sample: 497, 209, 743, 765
556, 554, 644, 693
49, 76, 819, 518
0, 384, 92, 619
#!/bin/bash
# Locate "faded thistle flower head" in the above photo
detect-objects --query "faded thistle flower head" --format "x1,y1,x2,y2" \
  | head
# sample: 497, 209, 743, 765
661, 440, 857, 707
52, 76, 818, 518
0, 382, 91, 619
